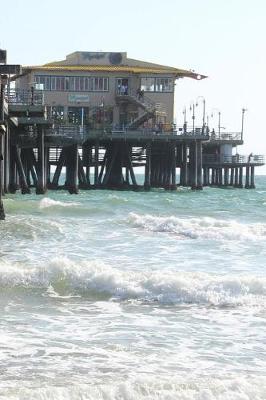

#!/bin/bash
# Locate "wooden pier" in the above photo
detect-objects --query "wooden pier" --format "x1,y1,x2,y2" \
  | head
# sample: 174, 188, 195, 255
0, 60, 264, 220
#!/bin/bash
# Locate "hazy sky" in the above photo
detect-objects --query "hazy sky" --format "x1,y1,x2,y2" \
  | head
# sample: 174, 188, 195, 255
1, 0, 265, 170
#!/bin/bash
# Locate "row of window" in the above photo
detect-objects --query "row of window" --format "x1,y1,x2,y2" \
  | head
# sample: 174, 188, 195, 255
35, 75, 109, 92
140, 77, 174, 92
35, 75, 174, 93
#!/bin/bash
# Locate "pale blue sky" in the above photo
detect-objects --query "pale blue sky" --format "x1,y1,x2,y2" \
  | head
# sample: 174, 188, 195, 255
1, 0, 265, 170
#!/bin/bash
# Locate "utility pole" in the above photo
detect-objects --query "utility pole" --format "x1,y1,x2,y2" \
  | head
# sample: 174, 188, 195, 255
241, 108, 247, 141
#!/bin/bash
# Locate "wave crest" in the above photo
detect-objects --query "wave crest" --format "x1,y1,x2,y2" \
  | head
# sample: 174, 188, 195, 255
129, 212, 266, 241
39, 198, 79, 209
0, 258, 265, 306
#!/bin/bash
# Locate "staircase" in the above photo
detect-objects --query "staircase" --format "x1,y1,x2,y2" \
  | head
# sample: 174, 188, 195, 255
116, 92, 157, 129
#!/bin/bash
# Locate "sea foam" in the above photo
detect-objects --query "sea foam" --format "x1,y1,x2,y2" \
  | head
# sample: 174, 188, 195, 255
1, 376, 266, 400
39, 197, 80, 209
129, 212, 266, 241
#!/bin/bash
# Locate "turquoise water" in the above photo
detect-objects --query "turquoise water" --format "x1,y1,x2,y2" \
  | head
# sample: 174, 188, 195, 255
1, 177, 266, 399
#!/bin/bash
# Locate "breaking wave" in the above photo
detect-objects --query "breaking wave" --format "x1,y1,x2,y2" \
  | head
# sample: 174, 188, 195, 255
129, 212, 266, 240
0, 257, 265, 306
1, 376, 266, 400
39, 197, 80, 209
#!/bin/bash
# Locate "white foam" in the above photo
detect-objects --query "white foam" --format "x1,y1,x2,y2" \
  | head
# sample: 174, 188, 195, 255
0, 257, 265, 306
129, 212, 266, 241
1, 376, 266, 400
39, 198, 79, 209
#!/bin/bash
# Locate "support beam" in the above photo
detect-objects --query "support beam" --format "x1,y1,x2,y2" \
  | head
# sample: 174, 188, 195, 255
224, 167, 229, 186
196, 141, 203, 189
239, 167, 243, 188
245, 165, 250, 188
189, 142, 197, 189
36, 126, 46, 194
144, 142, 151, 190
13, 145, 30, 194
66, 144, 79, 194
50, 147, 66, 189
94, 141, 99, 187
250, 165, 255, 188
230, 167, 234, 186
170, 143, 177, 189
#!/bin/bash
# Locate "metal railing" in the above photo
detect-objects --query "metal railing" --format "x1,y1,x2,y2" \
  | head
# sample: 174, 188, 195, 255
43, 122, 212, 139
46, 124, 88, 139
175, 125, 209, 136
210, 132, 242, 141
203, 154, 265, 165
116, 88, 157, 111
5, 88, 44, 105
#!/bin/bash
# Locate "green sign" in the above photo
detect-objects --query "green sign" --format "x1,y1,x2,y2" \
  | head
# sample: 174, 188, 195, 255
68, 94, 90, 103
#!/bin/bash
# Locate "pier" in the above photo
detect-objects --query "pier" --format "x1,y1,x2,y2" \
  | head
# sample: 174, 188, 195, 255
0, 50, 265, 219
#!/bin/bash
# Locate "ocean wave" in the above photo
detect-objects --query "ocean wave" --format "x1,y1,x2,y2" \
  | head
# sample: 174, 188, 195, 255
39, 197, 80, 209
0, 257, 265, 306
128, 212, 266, 241
1, 376, 266, 400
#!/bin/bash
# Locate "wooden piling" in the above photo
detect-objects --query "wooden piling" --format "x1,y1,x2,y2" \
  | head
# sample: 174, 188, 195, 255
250, 165, 255, 188
245, 165, 250, 188
36, 127, 46, 194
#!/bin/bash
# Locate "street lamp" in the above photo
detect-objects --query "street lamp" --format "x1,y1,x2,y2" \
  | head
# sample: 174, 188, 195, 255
211, 108, 221, 139
196, 96, 206, 132
189, 102, 196, 134
182, 106, 187, 133
241, 108, 247, 141
100, 97, 105, 132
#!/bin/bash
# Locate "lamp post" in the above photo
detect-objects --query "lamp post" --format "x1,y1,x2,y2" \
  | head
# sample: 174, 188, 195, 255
196, 96, 206, 133
241, 108, 247, 141
211, 108, 221, 139
100, 97, 105, 132
182, 106, 187, 133
189, 102, 196, 134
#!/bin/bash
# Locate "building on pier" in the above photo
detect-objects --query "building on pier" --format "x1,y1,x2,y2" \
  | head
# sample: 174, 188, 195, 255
15, 51, 206, 131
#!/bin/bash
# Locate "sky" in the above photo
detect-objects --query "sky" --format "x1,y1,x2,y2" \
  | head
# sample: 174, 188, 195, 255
1, 0, 266, 171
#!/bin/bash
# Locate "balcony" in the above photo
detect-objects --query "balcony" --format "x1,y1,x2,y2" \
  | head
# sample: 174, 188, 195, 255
209, 131, 242, 142
5, 88, 44, 106
203, 154, 265, 166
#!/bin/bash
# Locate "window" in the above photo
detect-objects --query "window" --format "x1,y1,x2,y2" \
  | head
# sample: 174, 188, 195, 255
141, 77, 155, 92
140, 77, 174, 92
35, 75, 109, 92
35, 75, 50, 90
91, 77, 108, 92
51, 77, 56, 90
155, 78, 174, 92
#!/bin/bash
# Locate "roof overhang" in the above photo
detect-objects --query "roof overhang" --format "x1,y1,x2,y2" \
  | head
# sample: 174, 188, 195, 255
23, 65, 207, 80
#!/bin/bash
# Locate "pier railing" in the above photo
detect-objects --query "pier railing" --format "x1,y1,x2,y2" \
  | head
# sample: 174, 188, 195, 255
44, 123, 210, 139
47, 124, 87, 139
203, 154, 265, 165
210, 132, 242, 141
5, 88, 44, 105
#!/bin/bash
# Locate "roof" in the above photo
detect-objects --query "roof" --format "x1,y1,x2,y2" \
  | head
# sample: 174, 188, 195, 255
22, 52, 207, 80
23, 65, 206, 79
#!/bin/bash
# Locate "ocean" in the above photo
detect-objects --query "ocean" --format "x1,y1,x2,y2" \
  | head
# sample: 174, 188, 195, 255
1, 176, 266, 399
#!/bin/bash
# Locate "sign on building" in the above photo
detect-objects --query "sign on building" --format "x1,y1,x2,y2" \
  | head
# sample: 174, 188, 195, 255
68, 94, 90, 103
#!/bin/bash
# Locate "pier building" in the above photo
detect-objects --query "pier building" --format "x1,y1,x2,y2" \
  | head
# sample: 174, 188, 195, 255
0, 50, 264, 219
